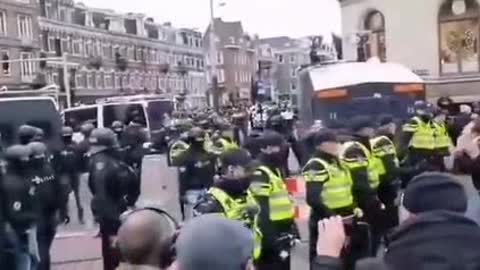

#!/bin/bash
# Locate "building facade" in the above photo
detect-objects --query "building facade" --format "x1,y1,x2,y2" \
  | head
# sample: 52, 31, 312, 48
255, 42, 275, 102
38, 0, 207, 106
259, 36, 311, 105
0, 0, 41, 89
204, 19, 257, 105
341, 0, 480, 102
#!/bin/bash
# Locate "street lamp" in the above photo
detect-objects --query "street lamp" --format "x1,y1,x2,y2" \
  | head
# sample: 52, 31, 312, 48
209, 0, 226, 112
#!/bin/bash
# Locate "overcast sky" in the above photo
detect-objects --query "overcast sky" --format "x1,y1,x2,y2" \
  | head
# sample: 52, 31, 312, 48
81, 0, 341, 38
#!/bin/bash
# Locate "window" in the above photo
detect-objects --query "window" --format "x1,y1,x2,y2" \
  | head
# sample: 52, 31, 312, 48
105, 73, 113, 89
291, 81, 297, 91
0, 10, 6, 35
59, 8, 66, 22
1, 50, 10, 76
276, 54, 284, 63
75, 72, 86, 88
20, 52, 35, 78
136, 48, 143, 61
64, 108, 98, 128
291, 68, 297, 77
217, 52, 224, 64
17, 14, 33, 39
235, 71, 239, 82
359, 10, 386, 62
439, 0, 480, 74
73, 40, 81, 55
229, 37, 235, 44
290, 55, 296, 64
218, 69, 225, 83
87, 72, 94, 89
103, 104, 146, 127
114, 74, 120, 89
48, 36, 56, 52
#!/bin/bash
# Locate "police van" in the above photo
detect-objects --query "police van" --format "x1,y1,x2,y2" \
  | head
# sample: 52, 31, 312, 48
298, 59, 425, 128
0, 89, 62, 150
62, 95, 174, 139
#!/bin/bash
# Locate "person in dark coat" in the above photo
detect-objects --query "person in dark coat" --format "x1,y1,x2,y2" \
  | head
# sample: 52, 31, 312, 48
385, 172, 480, 270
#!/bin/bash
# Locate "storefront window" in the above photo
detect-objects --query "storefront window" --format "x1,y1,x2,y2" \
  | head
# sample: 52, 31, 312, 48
439, 0, 479, 74
359, 10, 386, 62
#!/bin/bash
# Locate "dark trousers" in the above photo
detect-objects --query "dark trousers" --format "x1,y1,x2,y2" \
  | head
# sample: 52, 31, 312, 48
59, 173, 84, 221
255, 247, 291, 270
37, 216, 56, 270
100, 222, 120, 270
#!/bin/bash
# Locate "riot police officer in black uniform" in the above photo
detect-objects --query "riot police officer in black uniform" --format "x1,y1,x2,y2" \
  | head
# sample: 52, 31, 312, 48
53, 127, 84, 224
2, 145, 38, 269
172, 127, 216, 220
122, 117, 148, 175
87, 128, 140, 270
28, 142, 68, 270
111, 121, 127, 162
77, 123, 95, 173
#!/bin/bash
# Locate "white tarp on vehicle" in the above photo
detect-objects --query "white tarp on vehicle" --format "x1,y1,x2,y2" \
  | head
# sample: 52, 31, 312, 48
309, 62, 423, 91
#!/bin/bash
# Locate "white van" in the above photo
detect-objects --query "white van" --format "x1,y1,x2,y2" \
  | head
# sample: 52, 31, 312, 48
62, 95, 174, 138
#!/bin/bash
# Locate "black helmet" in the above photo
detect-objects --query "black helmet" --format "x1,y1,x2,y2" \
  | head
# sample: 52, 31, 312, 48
267, 114, 283, 128
414, 100, 434, 116
18, 125, 37, 144
312, 129, 338, 147
219, 149, 254, 170
28, 142, 48, 158
188, 127, 205, 143
111, 121, 124, 133
62, 126, 74, 137
257, 131, 284, 149
80, 123, 95, 137
5, 145, 32, 161
89, 128, 117, 147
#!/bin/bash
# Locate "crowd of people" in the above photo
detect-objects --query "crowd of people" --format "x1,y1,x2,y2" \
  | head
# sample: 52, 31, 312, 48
2, 95, 480, 270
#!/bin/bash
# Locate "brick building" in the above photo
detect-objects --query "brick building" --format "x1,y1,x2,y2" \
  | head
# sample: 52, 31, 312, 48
0, 0, 41, 90
204, 18, 257, 105
38, 0, 207, 106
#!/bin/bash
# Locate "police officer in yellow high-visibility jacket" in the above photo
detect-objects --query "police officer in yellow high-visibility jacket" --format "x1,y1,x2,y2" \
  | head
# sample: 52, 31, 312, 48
210, 132, 240, 156
341, 116, 385, 255
193, 149, 262, 261
371, 133, 401, 234
302, 129, 358, 268
249, 131, 296, 270
401, 101, 452, 175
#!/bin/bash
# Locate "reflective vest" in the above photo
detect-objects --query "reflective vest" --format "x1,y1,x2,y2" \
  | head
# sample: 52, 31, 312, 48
407, 117, 436, 150
210, 138, 240, 155
169, 140, 189, 164
255, 166, 295, 221
209, 187, 262, 259
340, 141, 381, 190
370, 136, 399, 176
433, 122, 452, 150
303, 158, 354, 210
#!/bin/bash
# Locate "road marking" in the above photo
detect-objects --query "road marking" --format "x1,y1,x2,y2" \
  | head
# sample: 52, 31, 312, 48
55, 231, 98, 239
